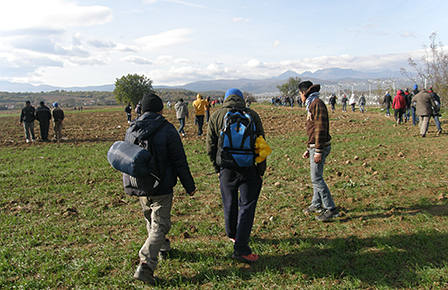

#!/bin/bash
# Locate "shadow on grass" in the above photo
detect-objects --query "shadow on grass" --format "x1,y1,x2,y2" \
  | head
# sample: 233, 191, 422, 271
338, 204, 448, 223
259, 232, 448, 288
158, 231, 448, 288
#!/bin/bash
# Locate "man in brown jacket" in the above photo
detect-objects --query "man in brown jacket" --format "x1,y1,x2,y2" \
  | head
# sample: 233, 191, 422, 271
413, 89, 436, 137
299, 81, 339, 222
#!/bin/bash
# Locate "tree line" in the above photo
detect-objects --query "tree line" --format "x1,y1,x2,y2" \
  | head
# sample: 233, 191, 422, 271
0, 84, 230, 110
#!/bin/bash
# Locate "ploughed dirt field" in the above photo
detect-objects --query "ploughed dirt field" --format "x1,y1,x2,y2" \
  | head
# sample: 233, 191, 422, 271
2, 104, 311, 146
1, 103, 445, 146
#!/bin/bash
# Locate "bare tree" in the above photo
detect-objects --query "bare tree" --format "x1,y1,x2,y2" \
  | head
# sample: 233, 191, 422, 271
401, 32, 448, 105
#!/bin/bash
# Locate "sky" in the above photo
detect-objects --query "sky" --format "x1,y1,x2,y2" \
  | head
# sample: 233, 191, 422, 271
0, 0, 447, 88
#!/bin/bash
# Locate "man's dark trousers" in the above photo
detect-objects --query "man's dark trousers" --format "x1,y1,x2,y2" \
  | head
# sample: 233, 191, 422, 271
195, 115, 204, 136
39, 121, 50, 141
219, 166, 262, 256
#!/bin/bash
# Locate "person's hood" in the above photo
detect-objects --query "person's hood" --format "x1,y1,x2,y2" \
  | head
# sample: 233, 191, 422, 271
128, 112, 166, 140
304, 84, 321, 99
222, 94, 246, 109
196, 94, 202, 100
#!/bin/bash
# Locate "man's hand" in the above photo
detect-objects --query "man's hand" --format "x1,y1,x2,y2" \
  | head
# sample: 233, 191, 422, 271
302, 150, 309, 159
314, 153, 322, 163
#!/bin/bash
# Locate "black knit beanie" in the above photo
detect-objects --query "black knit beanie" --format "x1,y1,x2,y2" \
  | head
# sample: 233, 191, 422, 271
141, 92, 163, 113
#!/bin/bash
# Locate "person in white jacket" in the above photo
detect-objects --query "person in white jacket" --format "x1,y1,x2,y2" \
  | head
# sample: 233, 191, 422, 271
349, 94, 357, 112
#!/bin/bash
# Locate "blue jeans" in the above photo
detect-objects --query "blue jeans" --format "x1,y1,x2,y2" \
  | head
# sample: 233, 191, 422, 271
405, 108, 411, 121
177, 118, 185, 134
434, 115, 442, 131
411, 107, 419, 125
309, 146, 336, 210
219, 167, 262, 256
359, 104, 365, 113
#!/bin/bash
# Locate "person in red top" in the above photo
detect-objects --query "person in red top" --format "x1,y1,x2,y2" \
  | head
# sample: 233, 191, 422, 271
392, 90, 406, 125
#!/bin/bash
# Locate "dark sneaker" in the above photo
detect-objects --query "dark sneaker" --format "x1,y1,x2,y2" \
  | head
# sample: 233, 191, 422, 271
133, 263, 155, 285
315, 208, 340, 222
303, 205, 324, 215
159, 251, 169, 261
232, 253, 259, 263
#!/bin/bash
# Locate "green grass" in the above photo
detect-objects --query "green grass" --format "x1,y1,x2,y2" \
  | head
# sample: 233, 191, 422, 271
1, 105, 448, 289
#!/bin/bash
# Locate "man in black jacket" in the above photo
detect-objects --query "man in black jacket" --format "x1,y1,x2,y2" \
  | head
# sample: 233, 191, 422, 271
35, 101, 52, 142
52, 102, 65, 140
19, 101, 36, 143
128, 92, 196, 285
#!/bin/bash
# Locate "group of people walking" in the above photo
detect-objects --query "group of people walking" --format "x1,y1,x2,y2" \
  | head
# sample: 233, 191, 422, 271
382, 85, 442, 136
19, 101, 65, 143
336, 93, 366, 113
125, 84, 338, 285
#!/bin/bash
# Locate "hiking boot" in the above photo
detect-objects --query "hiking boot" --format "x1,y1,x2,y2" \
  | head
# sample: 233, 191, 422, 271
303, 205, 324, 215
159, 250, 169, 261
232, 253, 259, 263
315, 208, 340, 222
133, 263, 155, 285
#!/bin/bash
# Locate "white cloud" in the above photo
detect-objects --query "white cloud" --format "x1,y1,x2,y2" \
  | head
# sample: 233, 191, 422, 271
244, 59, 264, 68
401, 32, 417, 38
174, 58, 199, 65
273, 40, 281, 48
0, 0, 113, 31
233, 17, 250, 23
152, 55, 199, 65
206, 62, 223, 73
144, 0, 213, 9
134, 29, 192, 52
121, 55, 153, 65
156, 55, 174, 64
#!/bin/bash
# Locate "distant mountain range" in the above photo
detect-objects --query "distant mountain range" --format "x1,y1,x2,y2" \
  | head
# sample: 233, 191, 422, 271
0, 68, 407, 94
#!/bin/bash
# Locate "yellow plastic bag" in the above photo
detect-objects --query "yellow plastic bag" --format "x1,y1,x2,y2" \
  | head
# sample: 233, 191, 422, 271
254, 136, 271, 163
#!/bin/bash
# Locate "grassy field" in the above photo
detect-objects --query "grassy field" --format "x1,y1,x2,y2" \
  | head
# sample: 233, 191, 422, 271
1, 104, 448, 289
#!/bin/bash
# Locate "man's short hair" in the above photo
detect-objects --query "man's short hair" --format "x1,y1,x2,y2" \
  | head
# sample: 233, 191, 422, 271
298, 81, 313, 92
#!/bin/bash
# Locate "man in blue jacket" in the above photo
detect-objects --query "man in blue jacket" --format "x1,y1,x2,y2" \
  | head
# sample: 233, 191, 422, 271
128, 92, 196, 285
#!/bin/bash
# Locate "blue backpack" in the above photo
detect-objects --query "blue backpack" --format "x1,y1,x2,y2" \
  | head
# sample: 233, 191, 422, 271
216, 109, 256, 168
